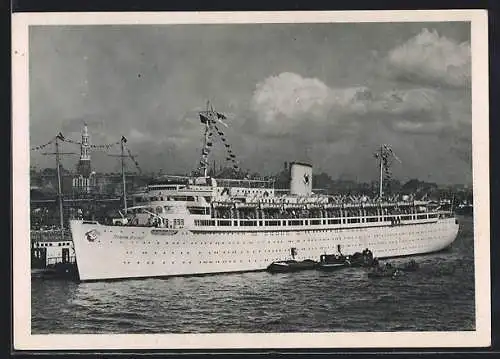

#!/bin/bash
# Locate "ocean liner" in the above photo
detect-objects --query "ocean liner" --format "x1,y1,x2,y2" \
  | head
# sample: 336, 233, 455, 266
70, 104, 459, 281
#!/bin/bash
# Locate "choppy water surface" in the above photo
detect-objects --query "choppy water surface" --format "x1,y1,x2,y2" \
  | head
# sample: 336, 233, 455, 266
32, 216, 475, 333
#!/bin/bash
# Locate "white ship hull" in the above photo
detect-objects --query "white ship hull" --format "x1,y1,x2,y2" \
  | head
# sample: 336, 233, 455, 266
70, 217, 459, 281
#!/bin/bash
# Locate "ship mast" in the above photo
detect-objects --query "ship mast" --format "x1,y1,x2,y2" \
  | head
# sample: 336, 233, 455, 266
42, 133, 76, 239
108, 135, 130, 213
374, 144, 401, 199
121, 136, 127, 212
55, 138, 64, 231
196, 101, 239, 178
201, 101, 211, 178
379, 145, 384, 198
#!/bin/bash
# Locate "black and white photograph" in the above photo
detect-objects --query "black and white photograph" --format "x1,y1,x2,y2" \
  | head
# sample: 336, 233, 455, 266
12, 10, 490, 350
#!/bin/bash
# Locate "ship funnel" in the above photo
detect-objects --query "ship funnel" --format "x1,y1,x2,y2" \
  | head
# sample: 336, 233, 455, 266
289, 162, 313, 196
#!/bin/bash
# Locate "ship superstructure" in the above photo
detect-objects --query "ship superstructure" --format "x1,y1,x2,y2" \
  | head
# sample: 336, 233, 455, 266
70, 104, 459, 281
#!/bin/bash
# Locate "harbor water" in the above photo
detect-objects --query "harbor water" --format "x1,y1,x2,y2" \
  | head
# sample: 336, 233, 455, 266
31, 215, 475, 333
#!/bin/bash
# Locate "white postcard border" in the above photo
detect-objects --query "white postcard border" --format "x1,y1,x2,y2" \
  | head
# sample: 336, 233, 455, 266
12, 10, 490, 350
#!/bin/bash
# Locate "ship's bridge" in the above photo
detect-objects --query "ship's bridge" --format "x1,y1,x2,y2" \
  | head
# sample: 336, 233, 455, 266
212, 178, 275, 201
123, 200, 196, 229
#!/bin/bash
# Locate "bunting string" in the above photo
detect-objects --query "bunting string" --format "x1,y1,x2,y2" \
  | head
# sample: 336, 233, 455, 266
374, 144, 397, 190
196, 121, 240, 173
60, 137, 81, 145
213, 124, 239, 171
88, 141, 121, 151
197, 106, 240, 175
125, 145, 142, 174
59, 136, 122, 150
30, 136, 57, 151
31, 132, 143, 174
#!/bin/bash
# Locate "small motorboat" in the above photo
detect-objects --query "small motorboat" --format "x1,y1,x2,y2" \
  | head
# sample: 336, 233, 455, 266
367, 269, 405, 279
347, 249, 377, 267
315, 248, 378, 271
367, 262, 405, 279
266, 259, 318, 273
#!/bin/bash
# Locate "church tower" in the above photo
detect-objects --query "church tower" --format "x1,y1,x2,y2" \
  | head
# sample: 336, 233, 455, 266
76, 123, 92, 177
73, 123, 96, 194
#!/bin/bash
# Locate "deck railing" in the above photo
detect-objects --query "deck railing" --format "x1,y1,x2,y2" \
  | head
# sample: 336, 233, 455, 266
45, 256, 77, 266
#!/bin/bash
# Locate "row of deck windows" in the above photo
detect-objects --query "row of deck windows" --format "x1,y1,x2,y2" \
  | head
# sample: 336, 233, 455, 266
115, 225, 437, 246
34, 242, 72, 247
121, 237, 442, 258
121, 242, 437, 266
194, 214, 438, 227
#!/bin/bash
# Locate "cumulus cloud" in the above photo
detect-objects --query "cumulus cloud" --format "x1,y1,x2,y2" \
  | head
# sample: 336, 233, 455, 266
251, 73, 373, 124
385, 28, 470, 87
251, 72, 332, 124
372, 88, 449, 133
250, 72, 449, 138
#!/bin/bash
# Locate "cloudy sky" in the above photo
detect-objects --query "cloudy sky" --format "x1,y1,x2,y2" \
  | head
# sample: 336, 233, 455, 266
29, 22, 472, 184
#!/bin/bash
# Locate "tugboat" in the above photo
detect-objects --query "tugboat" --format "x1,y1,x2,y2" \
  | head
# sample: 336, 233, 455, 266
317, 247, 377, 271
266, 259, 318, 273
317, 253, 349, 271
346, 248, 377, 267
266, 247, 318, 273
